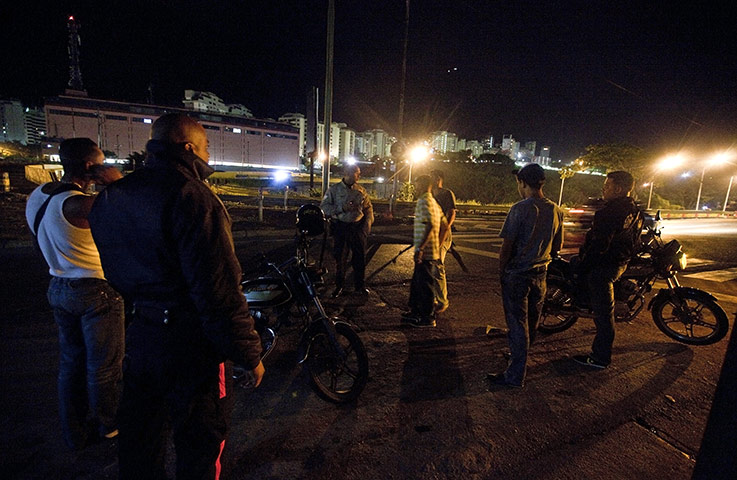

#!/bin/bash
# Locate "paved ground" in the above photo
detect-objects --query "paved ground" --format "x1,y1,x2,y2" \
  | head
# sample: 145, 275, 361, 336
1, 206, 735, 479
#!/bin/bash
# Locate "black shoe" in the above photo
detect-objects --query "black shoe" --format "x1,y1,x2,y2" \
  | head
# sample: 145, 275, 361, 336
406, 316, 436, 328
355, 287, 370, 295
486, 372, 523, 388
572, 354, 609, 369
331, 287, 344, 298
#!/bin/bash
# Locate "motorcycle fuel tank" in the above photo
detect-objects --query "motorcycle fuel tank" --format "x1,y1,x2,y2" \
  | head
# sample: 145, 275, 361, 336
242, 278, 292, 307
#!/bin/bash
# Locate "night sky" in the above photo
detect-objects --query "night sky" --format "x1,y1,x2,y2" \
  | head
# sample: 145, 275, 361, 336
3, 0, 737, 161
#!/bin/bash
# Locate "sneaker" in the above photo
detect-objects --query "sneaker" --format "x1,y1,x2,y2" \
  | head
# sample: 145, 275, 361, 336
401, 311, 419, 322
406, 316, 436, 328
572, 354, 609, 369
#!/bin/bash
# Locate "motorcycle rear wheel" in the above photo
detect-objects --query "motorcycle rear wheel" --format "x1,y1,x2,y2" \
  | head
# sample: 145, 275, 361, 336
651, 291, 729, 345
306, 322, 369, 403
538, 278, 579, 333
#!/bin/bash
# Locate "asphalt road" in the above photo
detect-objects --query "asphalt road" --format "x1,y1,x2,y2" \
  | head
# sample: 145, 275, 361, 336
2, 214, 736, 479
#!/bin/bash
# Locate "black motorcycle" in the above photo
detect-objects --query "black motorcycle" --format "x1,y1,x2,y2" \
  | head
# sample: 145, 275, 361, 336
240, 204, 369, 403
540, 212, 729, 345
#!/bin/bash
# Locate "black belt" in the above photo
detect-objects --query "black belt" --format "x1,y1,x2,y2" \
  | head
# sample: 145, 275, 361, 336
131, 300, 191, 326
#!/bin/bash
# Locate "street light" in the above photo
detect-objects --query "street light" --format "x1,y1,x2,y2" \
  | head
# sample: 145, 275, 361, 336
647, 153, 684, 209
695, 152, 732, 211
408, 145, 429, 183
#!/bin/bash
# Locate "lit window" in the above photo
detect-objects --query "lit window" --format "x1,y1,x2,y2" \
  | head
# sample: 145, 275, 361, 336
143, 118, 153, 124
233, 128, 242, 134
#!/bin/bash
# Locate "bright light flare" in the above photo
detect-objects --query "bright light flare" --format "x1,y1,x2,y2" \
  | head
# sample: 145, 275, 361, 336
273, 170, 289, 183
656, 153, 685, 171
345, 156, 357, 165
409, 145, 429, 164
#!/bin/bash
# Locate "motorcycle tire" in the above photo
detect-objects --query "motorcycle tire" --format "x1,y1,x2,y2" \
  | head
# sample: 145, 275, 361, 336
306, 321, 369, 403
538, 278, 579, 334
651, 290, 729, 346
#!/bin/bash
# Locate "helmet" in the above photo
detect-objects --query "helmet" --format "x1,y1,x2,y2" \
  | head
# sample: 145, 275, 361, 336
296, 204, 325, 236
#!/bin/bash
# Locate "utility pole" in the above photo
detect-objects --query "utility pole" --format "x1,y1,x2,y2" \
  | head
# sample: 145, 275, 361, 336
321, 0, 335, 195
390, 0, 410, 217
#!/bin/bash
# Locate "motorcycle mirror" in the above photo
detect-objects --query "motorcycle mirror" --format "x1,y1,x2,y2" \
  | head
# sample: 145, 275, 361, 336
655, 210, 662, 221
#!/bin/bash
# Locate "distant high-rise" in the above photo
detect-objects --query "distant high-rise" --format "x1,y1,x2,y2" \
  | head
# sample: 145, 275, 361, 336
278, 113, 306, 157
24, 108, 46, 145
524, 141, 537, 156
430, 131, 458, 153
65, 16, 87, 97
541, 146, 550, 157
0, 100, 27, 144
182, 90, 254, 118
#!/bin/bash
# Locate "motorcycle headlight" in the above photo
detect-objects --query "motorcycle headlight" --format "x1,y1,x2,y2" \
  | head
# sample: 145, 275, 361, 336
678, 252, 687, 271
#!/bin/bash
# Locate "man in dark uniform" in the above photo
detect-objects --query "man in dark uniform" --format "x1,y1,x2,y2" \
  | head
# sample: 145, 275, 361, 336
573, 170, 642, 369
320, 164, 374, 298
89, 113, 264, 479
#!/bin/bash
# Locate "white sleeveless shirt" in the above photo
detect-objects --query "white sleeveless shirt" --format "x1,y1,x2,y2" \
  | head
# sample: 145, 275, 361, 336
26, 184, 106, 279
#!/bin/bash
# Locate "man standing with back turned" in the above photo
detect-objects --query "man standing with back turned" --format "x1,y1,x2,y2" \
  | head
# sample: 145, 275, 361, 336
89, 113, 264, 479
431, 169, 457, 314
25, 138, 124, 449
573, 170, 642, 369
488, 164, 563, 388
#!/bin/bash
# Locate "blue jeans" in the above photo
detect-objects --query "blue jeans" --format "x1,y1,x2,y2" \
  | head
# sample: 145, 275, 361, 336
47, 277, 125, 449
586, 264, 627, 365
501, 268, 546, 386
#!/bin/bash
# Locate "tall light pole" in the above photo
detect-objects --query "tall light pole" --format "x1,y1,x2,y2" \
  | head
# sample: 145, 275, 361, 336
646, 182, 655, 210
321, 0, 335, 196
724, 175, 734, 212
696, 153, 732, 211
695, 165, 707, 211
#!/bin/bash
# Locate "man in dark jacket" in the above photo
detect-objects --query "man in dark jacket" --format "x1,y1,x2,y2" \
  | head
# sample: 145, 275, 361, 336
573, 170, 642, 369
89, 113, 264, 479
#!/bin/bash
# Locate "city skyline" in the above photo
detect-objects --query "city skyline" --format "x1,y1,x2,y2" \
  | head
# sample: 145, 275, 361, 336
3, 1, 736, 161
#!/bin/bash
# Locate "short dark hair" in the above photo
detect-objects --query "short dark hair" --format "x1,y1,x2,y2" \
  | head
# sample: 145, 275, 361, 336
59, 138, 99, 178
514, 163, 546, 189
607, 170, 635, 193
414, 174, 432, 192
431, 169, 444, 181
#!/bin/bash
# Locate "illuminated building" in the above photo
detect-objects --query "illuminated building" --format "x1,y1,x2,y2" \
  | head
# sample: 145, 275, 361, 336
44, 94, 300, 170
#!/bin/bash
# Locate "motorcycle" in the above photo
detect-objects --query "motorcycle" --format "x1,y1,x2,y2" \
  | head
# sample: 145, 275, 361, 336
239, 204, 369, 403
540, 211, 729, 345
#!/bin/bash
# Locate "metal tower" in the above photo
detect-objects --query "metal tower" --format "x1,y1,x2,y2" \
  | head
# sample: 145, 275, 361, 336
66, 16, 87, 95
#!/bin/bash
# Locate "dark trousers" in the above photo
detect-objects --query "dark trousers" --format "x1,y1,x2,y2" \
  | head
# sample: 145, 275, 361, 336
586, 263, 627, 365
119, 318, 233, 480
409, 259, 440, 319
331, 220, 368, 289
501, 269, 546, 385
47, 277, 125, 449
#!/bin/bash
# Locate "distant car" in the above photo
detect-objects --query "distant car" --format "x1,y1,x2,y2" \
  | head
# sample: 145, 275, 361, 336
565, 197, 606, 228
566, 197, 654, 229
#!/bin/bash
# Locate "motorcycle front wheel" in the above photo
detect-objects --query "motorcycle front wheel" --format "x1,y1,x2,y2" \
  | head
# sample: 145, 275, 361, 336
538, 278, 579, 333
306, 322, 369, 403
651, 290, 729, 345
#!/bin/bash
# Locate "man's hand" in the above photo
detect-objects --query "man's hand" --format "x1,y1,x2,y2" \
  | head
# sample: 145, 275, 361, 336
245, 360, 265, 388
88, 164, 123, 186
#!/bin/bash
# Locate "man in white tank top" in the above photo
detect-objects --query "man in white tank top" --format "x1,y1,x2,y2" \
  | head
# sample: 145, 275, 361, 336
25, 138, 124, 449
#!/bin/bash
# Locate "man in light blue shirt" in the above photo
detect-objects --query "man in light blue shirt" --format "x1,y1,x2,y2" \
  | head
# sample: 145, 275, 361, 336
488, 164, 564, 388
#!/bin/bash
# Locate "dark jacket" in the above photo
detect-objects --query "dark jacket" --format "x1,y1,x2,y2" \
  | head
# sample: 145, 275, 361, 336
89, 140, 262, 369
579, 196, 642, 270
